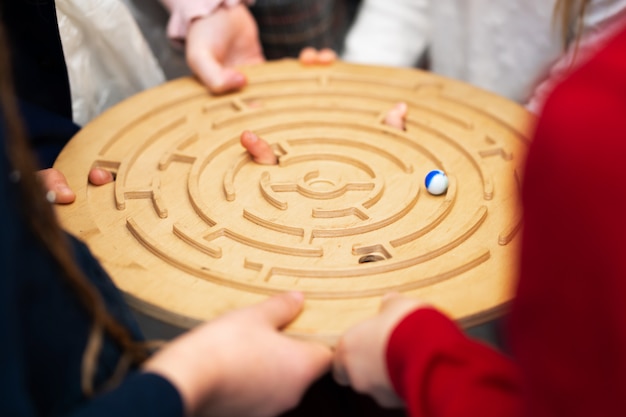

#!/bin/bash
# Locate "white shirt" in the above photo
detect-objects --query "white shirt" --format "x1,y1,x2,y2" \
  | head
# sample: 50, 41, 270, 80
342, 0, 626, 111
56, 0, 166, 126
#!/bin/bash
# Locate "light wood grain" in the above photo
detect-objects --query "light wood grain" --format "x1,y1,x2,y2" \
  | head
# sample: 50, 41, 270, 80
54, 59, 535, 345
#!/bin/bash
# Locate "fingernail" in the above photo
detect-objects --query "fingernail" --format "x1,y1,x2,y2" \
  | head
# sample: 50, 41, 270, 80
382, 292, 400, 303
46, 190, 56, 203
246, 131, 258, 143
232, 73, 246, 84
287, 291, 304, 303
57, 185, 73, 197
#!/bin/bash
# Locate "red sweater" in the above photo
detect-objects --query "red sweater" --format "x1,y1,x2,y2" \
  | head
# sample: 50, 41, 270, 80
386, 23, 626, 417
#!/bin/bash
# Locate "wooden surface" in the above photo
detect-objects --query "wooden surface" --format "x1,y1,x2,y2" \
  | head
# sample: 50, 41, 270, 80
54, 59, 534, 345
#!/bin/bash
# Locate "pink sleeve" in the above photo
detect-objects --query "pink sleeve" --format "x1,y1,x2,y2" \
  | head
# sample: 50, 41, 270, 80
386, 308, 522, 417
160, 0, 255, 40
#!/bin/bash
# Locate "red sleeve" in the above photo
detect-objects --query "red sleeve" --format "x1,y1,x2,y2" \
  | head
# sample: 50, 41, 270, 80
386, 308, 522, 417
386, 20, 626, 417
510, 23, 626, 417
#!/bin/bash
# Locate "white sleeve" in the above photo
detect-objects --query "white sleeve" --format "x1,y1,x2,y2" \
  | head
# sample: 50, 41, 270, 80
341, 0, 430, 68
56, 0, 166, 125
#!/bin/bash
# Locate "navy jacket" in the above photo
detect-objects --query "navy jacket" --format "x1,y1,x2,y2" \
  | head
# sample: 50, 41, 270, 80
0, 135, 183, 417
2, 0, 80, 167
0, 1, 183, 415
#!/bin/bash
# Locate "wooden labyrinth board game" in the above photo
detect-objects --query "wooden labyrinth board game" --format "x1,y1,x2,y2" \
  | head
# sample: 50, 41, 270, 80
54, 60, 534, 344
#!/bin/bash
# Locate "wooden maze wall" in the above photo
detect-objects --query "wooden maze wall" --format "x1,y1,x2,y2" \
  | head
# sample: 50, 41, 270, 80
54, 60, 534, 344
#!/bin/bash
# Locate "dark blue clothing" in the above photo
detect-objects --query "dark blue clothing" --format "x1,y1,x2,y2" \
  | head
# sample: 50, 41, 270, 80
17, 100, 81, 169
3, 0, 72, 118
2, 0, 80, 168
0, 1, 184, 415
0, 125, 184, 417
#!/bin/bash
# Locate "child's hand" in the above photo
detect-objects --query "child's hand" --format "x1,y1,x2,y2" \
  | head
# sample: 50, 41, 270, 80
38, 167, 115, 204
143, 292, 332, 417
240, 130, 278, 165
298, 47, 338, 65
186, 4, 265, 94
333, 293, 428, 408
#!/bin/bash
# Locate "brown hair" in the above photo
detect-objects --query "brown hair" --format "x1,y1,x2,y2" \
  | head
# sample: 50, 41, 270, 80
0, 23, 151, 396
554, 0, 592, 49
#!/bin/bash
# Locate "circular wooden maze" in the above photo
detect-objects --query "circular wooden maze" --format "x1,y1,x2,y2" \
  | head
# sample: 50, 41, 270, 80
54, 60, 534, 344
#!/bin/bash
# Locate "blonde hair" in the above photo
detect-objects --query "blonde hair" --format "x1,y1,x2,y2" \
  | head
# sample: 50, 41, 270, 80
0, 23, 152, 396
